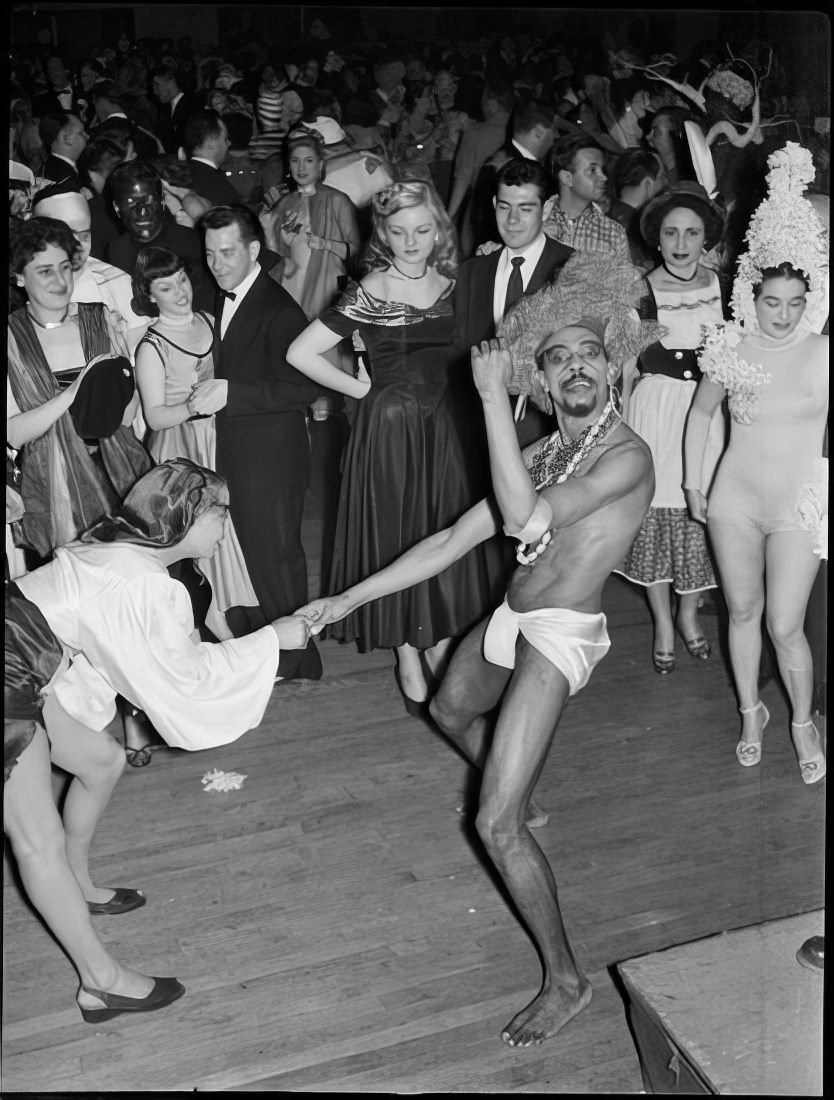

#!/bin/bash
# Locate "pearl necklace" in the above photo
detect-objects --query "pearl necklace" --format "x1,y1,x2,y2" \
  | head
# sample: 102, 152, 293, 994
517, 400, 619, 566
157, 312, 196, 328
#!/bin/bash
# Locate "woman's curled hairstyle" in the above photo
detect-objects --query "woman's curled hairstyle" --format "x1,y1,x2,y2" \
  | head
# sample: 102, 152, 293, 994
362, 177, 458, 278
9, 215, 82, 278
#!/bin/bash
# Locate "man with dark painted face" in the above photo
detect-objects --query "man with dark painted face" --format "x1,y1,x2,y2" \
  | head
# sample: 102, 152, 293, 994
105, 161, 214, 312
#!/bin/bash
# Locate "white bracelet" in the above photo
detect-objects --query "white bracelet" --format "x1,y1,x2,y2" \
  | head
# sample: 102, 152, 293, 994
505, 496, 553, 544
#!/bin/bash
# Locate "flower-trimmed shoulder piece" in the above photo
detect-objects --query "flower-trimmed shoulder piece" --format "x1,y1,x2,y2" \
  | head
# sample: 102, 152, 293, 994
698, 321, 771, 425
732, 143, 829, 335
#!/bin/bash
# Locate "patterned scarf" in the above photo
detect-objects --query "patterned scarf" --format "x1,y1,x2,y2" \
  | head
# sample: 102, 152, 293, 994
7, 303, 151, 556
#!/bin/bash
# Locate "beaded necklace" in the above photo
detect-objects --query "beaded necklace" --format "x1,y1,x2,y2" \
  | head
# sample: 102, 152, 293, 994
517, 399, 619, 566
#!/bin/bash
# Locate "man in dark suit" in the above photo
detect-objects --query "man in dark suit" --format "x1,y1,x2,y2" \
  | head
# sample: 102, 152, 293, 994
453, 158, 573, 453
34, 55, 80, 118
468, 100, 556, 251
105, 161, 215, 312
182, 110, 242, 207
192, 205, 324, 679
91, 81, 163, 159
151, 65, 202, 154
38, 110, 87, 187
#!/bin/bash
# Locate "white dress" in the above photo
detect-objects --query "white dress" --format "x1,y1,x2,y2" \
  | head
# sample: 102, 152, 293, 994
16, 541, 280, 750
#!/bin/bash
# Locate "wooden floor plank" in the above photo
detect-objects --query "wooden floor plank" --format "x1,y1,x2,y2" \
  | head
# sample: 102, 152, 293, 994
3, 478, 825, 1092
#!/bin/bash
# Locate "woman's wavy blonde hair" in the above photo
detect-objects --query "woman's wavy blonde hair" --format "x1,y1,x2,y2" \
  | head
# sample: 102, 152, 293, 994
361, 177, 458, 277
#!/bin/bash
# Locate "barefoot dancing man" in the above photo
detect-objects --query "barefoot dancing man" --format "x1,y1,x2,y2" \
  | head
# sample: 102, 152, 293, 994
299, 261, 658, 1046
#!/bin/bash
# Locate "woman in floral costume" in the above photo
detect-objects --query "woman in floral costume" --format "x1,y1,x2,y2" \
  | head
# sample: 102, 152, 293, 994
684, 143, 828, 784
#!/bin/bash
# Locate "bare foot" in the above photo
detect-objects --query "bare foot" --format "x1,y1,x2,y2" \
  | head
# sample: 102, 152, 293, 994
501, 980, 592, 1047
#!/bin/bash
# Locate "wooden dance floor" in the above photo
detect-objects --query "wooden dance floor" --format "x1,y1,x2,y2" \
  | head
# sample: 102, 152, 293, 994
2, 432, 826, 1093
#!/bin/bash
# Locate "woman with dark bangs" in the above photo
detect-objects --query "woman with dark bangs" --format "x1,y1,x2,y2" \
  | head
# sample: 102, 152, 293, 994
132, 246, 261, 643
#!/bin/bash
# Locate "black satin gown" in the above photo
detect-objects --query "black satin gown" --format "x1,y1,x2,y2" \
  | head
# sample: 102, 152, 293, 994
319, 280, 505, 652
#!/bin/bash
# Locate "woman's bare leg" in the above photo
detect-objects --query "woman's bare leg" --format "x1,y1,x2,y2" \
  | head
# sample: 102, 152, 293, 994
423, 636, 453, 682
395, 642, 428, 702
764, 531, 824, 759
708, 517, 767, 741
41, 693, 126, 905
4, 724, 154, 1004
676, 589, 707, 642
646, 581, 675, 656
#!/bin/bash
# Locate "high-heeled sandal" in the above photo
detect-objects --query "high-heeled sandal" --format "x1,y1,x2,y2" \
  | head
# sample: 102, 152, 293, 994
652, 651, 676, 675
736, 701, 770, 766
682, 635, 711, 660
791, 720, 826, 785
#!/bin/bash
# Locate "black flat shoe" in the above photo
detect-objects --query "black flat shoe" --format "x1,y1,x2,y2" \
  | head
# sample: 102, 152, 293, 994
78, 976, 185, 1023
393, 666, 430, 719
87, 888, 147, 915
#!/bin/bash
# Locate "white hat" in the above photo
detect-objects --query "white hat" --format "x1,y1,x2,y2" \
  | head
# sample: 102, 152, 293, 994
305, 116, 347, 146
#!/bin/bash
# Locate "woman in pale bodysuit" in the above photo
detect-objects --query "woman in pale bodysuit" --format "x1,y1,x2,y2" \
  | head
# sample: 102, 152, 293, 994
685, 262, 827, 783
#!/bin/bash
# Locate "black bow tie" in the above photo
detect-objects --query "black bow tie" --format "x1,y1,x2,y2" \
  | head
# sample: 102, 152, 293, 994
220, 289, 237, 301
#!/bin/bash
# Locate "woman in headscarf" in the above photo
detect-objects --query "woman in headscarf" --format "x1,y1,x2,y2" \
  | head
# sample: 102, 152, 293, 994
4, 458, 306, 1026
9, 459, 313, 755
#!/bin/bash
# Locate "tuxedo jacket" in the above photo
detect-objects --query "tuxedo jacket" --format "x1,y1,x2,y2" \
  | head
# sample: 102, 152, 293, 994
212, 268, 322, 421
187, 159, 242, 207
211, 269, 324, 675
40, 154, 80, 188
453, 236, 574, 352
156, 92, 203, 153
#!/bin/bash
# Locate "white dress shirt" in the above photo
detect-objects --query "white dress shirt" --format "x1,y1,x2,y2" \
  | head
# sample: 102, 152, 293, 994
219, 262, 261, 338
55, 85, 74, 111
492, 231, 547, 329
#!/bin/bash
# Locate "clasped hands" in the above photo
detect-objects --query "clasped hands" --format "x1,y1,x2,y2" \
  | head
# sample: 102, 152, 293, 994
272, 593, 353, 646
292, 594, 351, 634
187, 378, 228, 416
